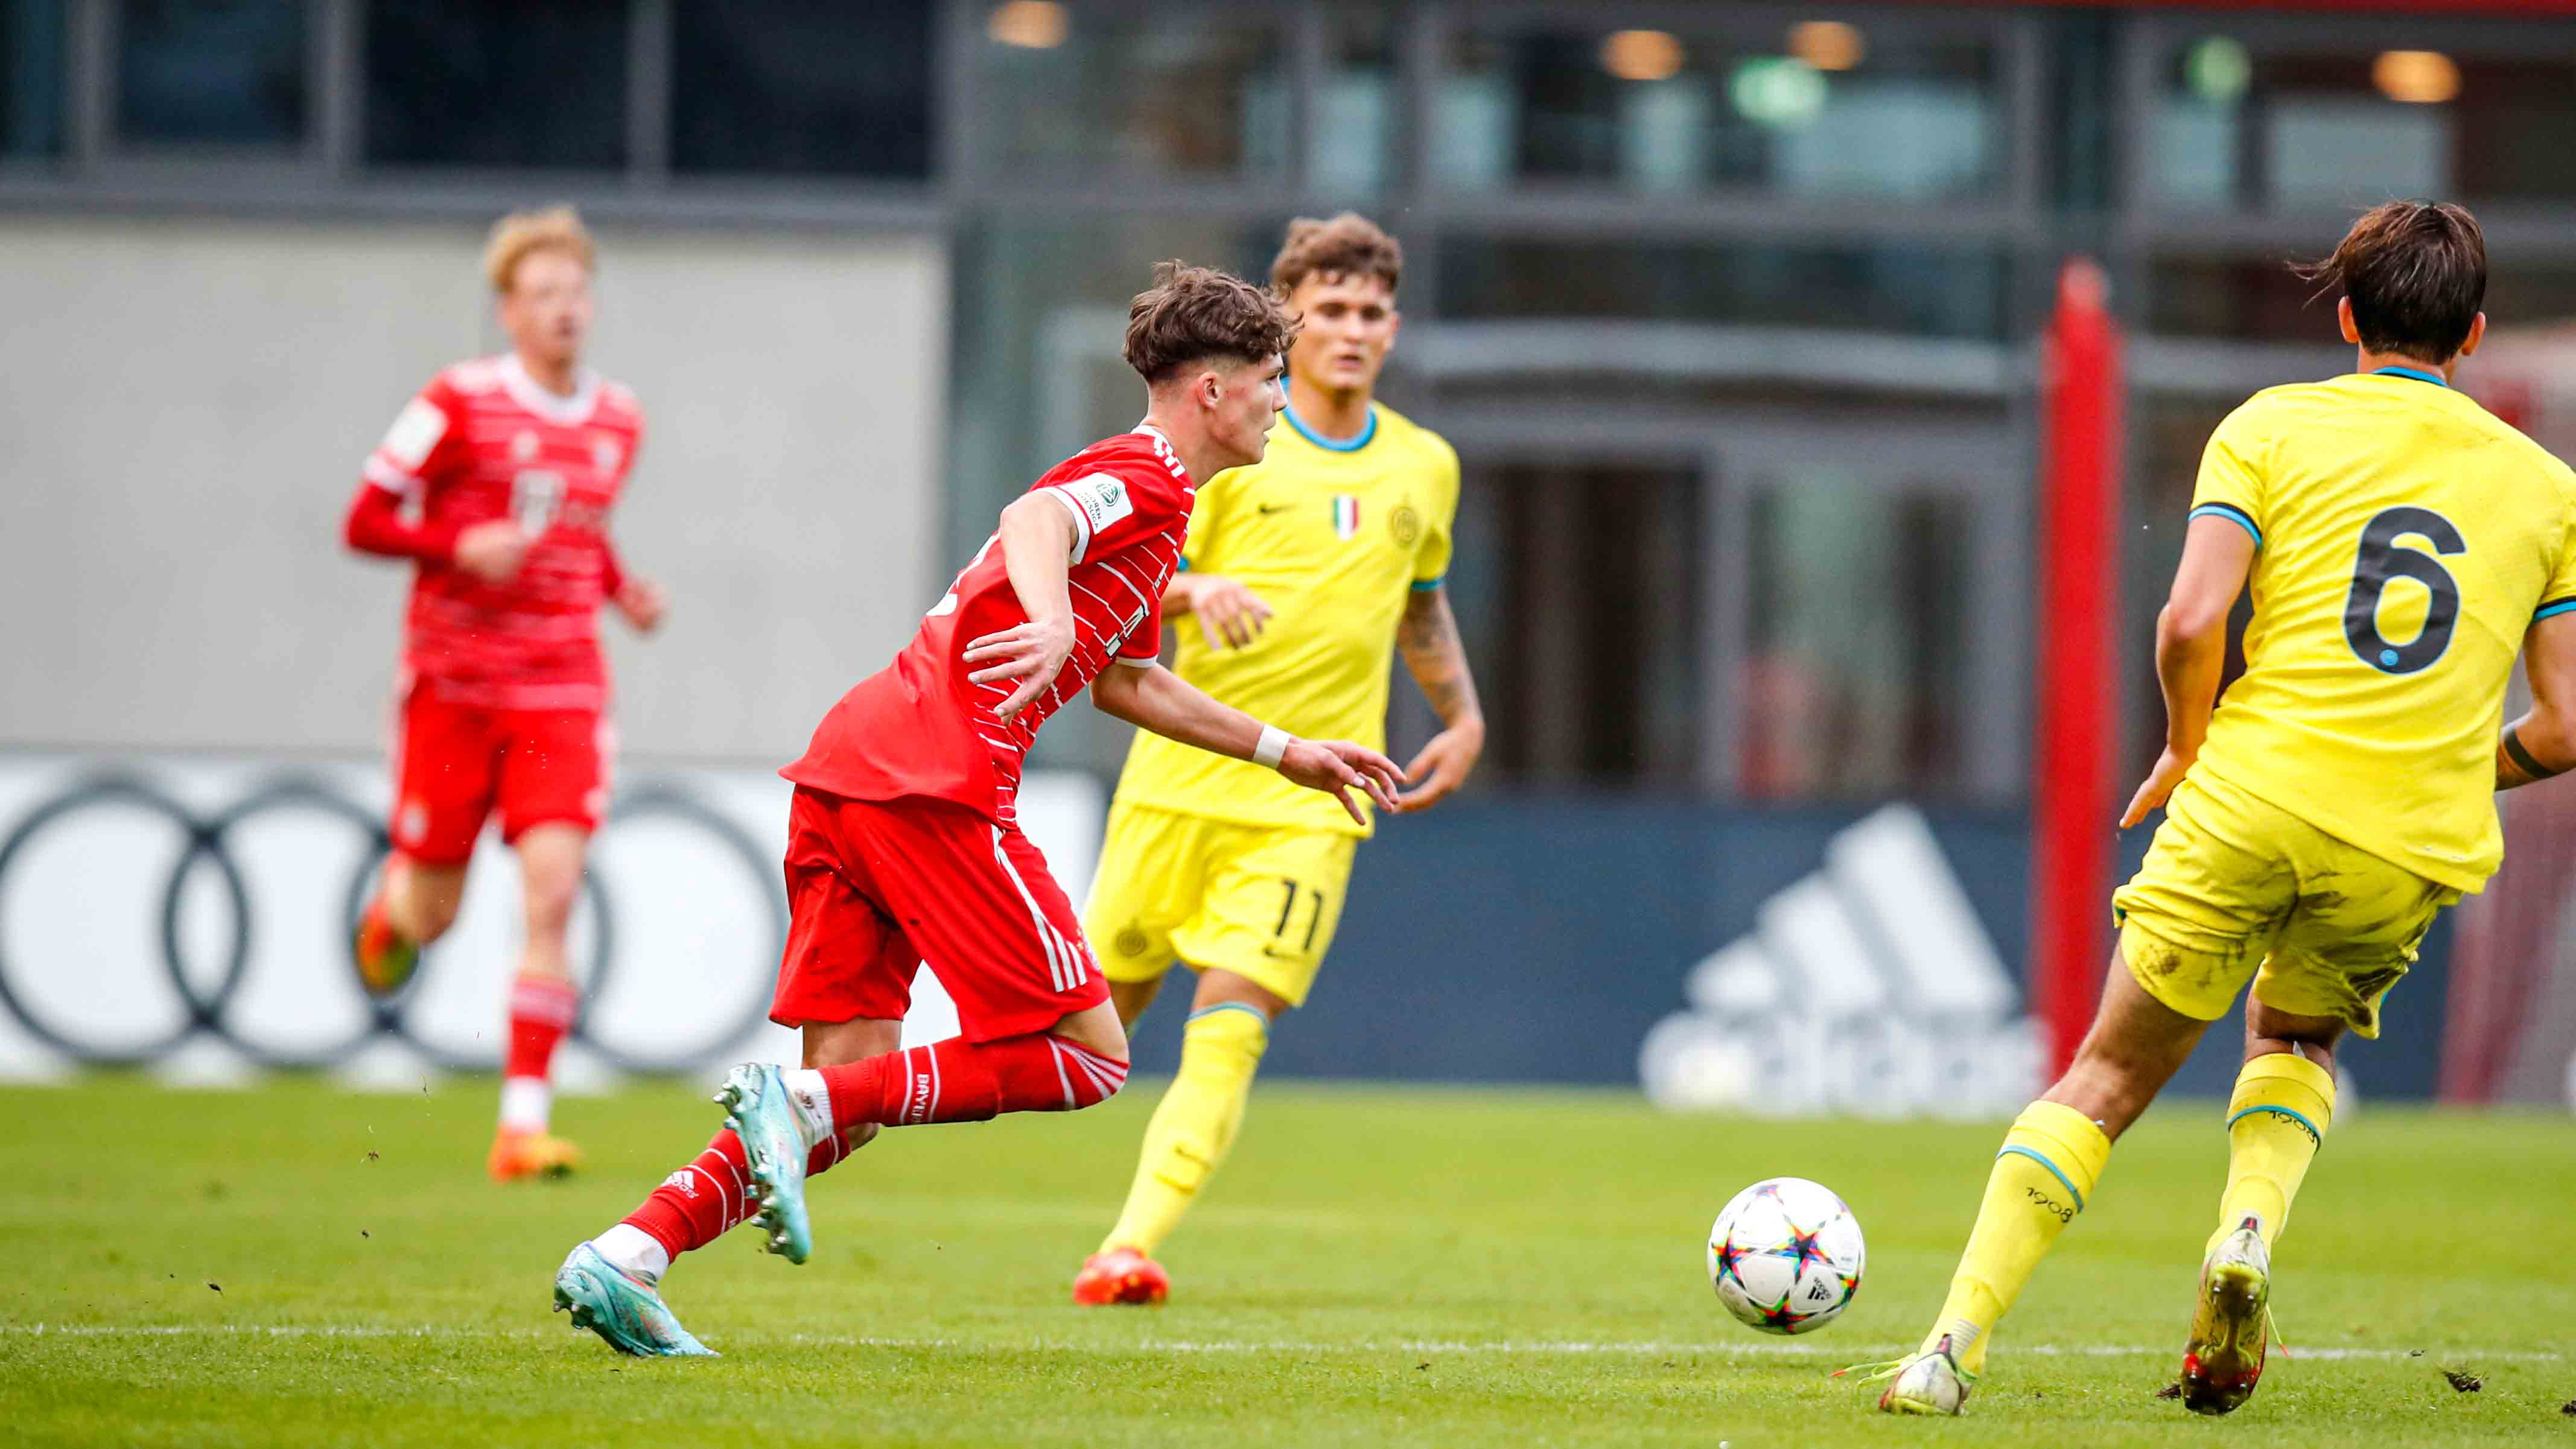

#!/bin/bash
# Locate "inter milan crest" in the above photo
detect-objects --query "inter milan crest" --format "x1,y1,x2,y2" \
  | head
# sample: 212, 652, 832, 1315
1388, 503, 1420, 548
1332, 495, 1361, 541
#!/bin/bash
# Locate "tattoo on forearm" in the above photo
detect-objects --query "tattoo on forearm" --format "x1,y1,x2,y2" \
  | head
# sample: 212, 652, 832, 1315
2500, 723, 2566, 790
1398, 589, 1481, 726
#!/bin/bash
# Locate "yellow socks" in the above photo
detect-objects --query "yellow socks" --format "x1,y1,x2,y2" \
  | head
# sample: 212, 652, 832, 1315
1101, 1003, 1270, 1257
2210, 1052, 2334, 1255
1921, 1100, 2113, 1373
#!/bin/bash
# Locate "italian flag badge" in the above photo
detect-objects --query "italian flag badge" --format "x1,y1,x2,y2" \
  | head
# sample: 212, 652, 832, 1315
1332, 495, 1361, 539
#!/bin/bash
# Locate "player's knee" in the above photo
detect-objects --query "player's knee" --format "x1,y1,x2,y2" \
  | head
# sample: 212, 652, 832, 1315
521, 870, 580, 936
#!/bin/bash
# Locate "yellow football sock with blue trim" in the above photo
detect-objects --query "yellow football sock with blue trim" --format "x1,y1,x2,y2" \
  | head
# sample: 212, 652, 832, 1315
2209, 1052, 2333, 1255
1919, 1100, 2113, 1374
1101, 1003, 1269, 1257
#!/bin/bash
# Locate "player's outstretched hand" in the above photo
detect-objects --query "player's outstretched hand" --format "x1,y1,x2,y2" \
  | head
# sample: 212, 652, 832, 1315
1394, 718, 1486, 814
615, 576, 668, 634
1279, 739, 1404, 825
454, 520, 532, 583
965, 615, 1078, 724
1183, 574, 1274, 650
2119, 747, 2196, 829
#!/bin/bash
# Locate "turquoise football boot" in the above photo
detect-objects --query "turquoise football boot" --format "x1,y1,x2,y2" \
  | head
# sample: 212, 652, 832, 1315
552, 1243, 714, 1357
717, 1063, 814, 1265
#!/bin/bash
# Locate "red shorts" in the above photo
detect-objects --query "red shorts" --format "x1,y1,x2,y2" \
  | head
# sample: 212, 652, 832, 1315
771, 785, 1108, 1042
388, 682, 613, 867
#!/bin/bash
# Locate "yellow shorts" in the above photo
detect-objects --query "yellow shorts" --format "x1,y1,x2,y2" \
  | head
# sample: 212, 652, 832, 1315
2111, 773, 2458, 1039
1082, 802, 1360, 1008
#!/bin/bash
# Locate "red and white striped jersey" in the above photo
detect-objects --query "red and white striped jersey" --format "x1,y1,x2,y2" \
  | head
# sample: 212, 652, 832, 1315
361, 354, 643, 712
783, 425, 1195, 825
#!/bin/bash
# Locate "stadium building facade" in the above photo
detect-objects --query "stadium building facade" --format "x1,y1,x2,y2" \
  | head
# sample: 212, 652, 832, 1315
5, 0, 2575, 1103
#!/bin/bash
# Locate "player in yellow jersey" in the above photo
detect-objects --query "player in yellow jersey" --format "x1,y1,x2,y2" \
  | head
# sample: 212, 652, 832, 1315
1866, 201, 2576, 1417
1070, 214, 1486, 1305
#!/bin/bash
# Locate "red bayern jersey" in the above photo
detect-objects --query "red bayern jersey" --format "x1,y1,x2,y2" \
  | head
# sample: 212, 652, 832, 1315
360, 354, 643, 712
784, 425, 1196, 825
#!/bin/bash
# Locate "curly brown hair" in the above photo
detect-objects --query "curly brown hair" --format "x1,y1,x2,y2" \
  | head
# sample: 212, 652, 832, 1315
1270, 212, 1402, 296
2294, 200, 2486, 363
1122, 261, 1300, 383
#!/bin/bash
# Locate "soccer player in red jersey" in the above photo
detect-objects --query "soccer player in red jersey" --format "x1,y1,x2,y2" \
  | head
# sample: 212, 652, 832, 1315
550, 263, 1404, 1357
342, 206, 667, 1183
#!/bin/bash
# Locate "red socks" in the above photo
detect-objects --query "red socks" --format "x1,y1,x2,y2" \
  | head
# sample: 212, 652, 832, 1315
505, 974, 579, 1082
621, 1129, 853, 1260
821, 1033, 1129, 1129
616, 1034, 1127, 1266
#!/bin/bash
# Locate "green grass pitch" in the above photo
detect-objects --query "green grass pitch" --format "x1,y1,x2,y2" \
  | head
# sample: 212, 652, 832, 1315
6, 1074, 2572, 1447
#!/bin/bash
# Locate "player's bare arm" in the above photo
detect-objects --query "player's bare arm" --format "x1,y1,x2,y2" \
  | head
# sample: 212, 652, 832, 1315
2499, 611, 2576, 788
2120, 513, 2258, 828
1393, 583, 1486, 813
599, 541, 666, 633
963, 492, 1083, 722
1164, 571, 1273, 649
1091, 662, 1402, 824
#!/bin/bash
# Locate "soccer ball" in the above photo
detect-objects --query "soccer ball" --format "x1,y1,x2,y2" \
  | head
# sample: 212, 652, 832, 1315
1706, 1176, 1865, 1334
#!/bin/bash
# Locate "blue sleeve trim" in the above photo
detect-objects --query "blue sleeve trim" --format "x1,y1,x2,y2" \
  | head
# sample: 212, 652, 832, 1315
2536, 598, 2576, 622
1995, 1145, 2085, 1213
2225, 1103, 2323, 1147
1175, 556, 1192, 573
2188, 503, 2262, 550
1410, 576, 1445, 593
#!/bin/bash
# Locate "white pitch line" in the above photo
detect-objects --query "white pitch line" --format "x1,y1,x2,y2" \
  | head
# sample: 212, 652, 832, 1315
2, 1325, 2561, 1363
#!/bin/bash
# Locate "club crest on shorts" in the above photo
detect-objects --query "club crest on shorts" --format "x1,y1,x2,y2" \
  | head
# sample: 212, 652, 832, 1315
1332, 495, 1361, 541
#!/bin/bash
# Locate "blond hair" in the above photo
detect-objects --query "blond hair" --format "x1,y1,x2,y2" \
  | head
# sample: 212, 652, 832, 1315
483, 205, 595, 294
1270, 212, 1402, 296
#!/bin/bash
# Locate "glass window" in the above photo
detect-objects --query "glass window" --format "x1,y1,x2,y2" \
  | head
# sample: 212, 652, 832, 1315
1, 0, 66, 157
364, 0, 627, 169
2148, 254, 2576, 343
973, 4, 1286, 177
116, 0, 305, 147
1437, 21, 2000, 199
671, 1, 932, 178
2151, 40, 2576, 207
1737, 480, 1971, 799
1439, 237, 2008, 340
1313, 6, 1393, 198
1477, 461, 1703, 786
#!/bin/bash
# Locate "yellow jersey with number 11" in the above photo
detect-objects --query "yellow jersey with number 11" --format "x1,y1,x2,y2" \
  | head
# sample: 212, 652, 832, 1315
2185, 368, 2576, 892
1110, 400, 1460, 837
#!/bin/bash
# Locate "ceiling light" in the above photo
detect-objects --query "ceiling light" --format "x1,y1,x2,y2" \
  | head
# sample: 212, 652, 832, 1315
1730, 57, 1827, 127
2184, 36, 2250, 103
1600, 30, 1685, 83
2373, 49, 2459, 104
1787, 21, 1863, 73
988, 1, 1067, 51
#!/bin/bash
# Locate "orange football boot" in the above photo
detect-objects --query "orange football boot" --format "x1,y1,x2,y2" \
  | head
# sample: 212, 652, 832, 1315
1072, 1247, 1170, 1306
351, 893, 421, 998
489, 1128, 584, 1182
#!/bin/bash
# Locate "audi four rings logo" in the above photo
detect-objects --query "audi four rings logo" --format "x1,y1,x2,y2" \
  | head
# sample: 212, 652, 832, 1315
0, 772, 786, 1073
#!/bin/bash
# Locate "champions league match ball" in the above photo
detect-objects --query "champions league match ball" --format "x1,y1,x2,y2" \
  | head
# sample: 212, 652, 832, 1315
1706, 1177, 1865, 1334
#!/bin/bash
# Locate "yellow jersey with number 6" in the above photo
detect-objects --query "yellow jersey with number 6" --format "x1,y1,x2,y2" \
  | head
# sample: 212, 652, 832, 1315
1111, 401, 1459, 837
2186, 369, 2576, 892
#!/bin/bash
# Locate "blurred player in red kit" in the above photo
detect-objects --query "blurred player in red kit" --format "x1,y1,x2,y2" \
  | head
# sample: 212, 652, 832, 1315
548, 262, 1405, 1357
342, 206, 667, 1182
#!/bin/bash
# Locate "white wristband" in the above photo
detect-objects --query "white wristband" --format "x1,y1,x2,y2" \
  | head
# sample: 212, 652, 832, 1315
1253, 724, 1291, 770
